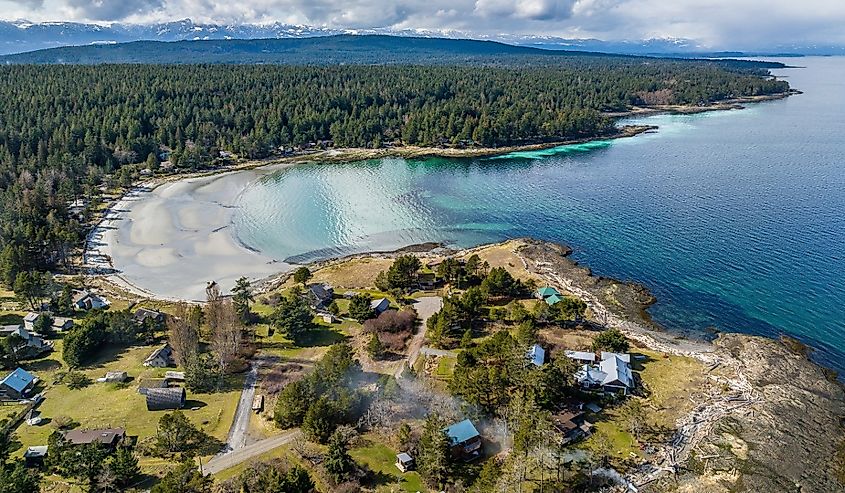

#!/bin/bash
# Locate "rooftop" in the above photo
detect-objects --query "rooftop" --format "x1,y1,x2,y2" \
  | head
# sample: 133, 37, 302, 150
527, 344, 545, 367
537, 287, 560, 298
601, 352, 631, 364
444, 419, 480, 445
545, 294, 563, 306
565, 350, 597, 362
1, 368, 36, 393
63, 428, 125, 446
599, 355, 633, 388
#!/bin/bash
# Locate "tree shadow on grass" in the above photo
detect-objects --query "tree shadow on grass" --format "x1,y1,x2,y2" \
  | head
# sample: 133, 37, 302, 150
80, 343, 135, 370
23, 358, 62, 373
183, 400, 208, 409
361, 469, 397, 488
296, 326, 349, 348
0, 313, 23, 325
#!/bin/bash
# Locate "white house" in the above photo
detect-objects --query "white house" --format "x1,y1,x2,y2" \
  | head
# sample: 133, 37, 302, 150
575, 352, 634, 395
52, 317, 74, 332
564, 350, 597, 365
23, 312, 40, 331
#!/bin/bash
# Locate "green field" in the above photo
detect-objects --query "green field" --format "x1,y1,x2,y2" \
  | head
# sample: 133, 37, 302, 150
11, 340, 242, 478
350, 437, 425, 493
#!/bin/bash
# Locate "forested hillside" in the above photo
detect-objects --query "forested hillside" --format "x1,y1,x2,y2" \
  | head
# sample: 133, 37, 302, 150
0, 59, 788, 284
0, 35, 790, 67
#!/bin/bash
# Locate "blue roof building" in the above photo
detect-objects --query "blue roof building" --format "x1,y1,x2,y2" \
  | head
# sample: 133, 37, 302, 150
444, 419, 482, 461
527, 344, 546, 367
0, 368, 37, 400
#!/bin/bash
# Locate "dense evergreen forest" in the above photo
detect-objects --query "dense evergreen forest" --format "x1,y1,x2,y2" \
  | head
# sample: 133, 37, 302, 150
0, 60, 788, 284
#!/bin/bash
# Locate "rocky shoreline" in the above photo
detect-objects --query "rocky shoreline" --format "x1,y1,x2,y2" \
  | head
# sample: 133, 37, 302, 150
510, 238, 844, 493
283, 237, 845, 492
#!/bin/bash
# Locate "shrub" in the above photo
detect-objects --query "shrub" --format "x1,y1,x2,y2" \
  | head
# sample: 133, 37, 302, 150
362, 309, 416, 334
64, 371, 92, 390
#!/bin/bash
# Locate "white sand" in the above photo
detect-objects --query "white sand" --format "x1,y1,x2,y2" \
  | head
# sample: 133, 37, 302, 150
86, 168, 292, 301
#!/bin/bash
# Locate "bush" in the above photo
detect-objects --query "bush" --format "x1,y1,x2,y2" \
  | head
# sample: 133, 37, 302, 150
52, 415, 78, 430
64, 371, 92, 390
362, 309, 416, 352
592, 328, 630, 353
362, 309, 416, 334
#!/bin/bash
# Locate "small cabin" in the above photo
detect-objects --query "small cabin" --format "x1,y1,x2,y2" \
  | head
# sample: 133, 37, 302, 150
371, 298, 390, 315
0, 368, 38, 400
395, 452, 415, 472
144, 343, 175, 368
24, 446, 48, 467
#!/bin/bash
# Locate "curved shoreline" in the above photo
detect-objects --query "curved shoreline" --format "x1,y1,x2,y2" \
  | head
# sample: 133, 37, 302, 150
83, 91, 797, 302
82, 125, 661, 301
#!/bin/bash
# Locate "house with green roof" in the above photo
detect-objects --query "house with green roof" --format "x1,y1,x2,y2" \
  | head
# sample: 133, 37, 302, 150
536, 286, 560, 299
545, 294, 563, 306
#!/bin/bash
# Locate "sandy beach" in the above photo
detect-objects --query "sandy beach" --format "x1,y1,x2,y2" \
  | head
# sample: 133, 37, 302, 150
86, 167, 292, 301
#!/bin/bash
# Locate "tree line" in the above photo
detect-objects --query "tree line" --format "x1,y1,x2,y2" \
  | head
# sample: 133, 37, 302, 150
0, 62, 788, 286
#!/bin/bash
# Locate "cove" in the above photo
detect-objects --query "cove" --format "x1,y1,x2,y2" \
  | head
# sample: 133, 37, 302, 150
232, 57, 845, 374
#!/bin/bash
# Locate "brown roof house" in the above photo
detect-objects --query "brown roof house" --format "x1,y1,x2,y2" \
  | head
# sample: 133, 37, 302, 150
62, 428, 126, 450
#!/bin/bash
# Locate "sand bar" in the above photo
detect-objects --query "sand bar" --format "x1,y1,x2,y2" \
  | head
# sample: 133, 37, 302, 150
86, 167, 291, 301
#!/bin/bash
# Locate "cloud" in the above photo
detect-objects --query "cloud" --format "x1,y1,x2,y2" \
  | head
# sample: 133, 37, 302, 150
62, 0, 166, 20
474, 0, 577, 21
2, 0, 845, 49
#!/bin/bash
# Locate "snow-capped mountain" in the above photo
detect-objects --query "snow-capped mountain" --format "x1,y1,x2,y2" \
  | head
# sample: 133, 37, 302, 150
1, 19, 843, 56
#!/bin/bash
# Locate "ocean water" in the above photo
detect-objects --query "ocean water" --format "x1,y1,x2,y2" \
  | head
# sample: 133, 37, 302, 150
233, 57, 845, 373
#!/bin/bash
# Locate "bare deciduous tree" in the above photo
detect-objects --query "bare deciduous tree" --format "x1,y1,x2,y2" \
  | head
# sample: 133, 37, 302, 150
210, 300, 241, 378
168, 303, 199, 367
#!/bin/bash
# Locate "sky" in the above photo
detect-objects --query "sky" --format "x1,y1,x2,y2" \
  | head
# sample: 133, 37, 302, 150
2, 0, 845, 49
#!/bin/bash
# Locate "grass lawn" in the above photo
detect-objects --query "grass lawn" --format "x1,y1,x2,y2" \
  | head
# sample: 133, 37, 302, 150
350, 437, 425, 493
433, 356, 457, 380
578, 348, 707, 467
306, 258, 394, 289
634, 349, 706, 429
12, 342, 243, 477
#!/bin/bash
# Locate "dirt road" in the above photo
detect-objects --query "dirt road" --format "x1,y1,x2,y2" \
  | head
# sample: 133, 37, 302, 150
395, 296, 442, 379
203, 429, 302, 476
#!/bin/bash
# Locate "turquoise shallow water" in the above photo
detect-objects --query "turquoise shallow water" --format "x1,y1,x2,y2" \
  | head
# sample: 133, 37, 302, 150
233, 57, 845, 373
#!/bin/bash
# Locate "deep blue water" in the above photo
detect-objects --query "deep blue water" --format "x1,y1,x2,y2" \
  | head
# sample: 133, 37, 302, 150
233, 57, 845, 373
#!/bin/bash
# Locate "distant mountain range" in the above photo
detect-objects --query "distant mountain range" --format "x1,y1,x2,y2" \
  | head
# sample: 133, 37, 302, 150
3, 19, 844, 57
0, 35, 793, 67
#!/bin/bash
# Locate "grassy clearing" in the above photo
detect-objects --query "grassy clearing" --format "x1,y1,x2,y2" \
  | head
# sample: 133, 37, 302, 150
578, 348, 707, 467
12, 342, 242, 474
433, 356, 457, 380
461, 241, 541, 283
635, 349, 706, 428
350, 437, 425, 493
306, 258, 395, 289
